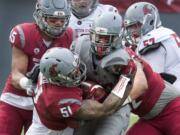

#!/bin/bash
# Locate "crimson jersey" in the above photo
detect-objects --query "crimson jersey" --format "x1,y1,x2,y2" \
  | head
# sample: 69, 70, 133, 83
3, 23, 74, 97
35, 75, 83, 130
127, 48, 165, 117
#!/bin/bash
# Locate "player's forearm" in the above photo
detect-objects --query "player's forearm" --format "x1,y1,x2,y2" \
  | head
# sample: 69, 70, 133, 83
101, 76, 133, 114
11, 71, 26, 89
75, 76, 134, 120
75, 100, 106, 120
129, 62, 148, 100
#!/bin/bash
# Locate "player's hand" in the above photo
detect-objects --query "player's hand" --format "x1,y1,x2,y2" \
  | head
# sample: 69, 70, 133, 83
19, 77, 36, 96
80, 81, 107, 102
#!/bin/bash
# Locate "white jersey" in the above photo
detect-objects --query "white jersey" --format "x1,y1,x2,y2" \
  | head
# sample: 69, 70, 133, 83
137, 26, 180, 90
69, 4, 119, 38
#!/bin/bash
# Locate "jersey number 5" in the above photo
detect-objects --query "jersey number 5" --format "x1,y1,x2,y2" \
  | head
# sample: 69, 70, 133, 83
9, 30, 17, 44
60, 106, 73, 118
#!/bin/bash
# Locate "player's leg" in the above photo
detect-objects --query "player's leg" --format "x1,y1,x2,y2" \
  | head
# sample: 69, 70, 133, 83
94, 104, 131, 135
73, 120, 97, 135
126, 119, 162, 135
0, 101, 24, 135
159, 97, 180, 135
21, 109, 33, 134
74, 104, 131, 135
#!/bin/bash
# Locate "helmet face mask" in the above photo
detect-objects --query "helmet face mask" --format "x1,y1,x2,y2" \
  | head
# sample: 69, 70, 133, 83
123, 2, 162, 45
33, 0, 71, 38
89, 11, 122, 57
71, 0, 97, 18
123, 22, 142, 45
40, 47, 86, 87
90, 32, 119, 56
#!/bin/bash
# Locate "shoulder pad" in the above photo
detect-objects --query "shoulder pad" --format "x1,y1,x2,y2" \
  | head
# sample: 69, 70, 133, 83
71, 35, 91, 54
138, 27, 175, 51
100, 48, 130, 68
143, 27, 174, 44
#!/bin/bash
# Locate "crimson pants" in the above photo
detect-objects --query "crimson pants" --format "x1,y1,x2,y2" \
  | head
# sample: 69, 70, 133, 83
127, 97, 180, 135
0, 101, 32, 135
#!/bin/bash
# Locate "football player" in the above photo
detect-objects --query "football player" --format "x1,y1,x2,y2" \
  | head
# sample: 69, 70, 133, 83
72, 10, 180, 135
0, 0, 75, 134
69, 0, 120, 38
26, 47, 134, 135
123, 2, 180, 90
71, 11, 134, 135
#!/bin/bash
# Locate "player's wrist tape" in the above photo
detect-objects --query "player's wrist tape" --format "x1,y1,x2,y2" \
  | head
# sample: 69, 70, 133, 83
111, 75, 130, 98
19, 77, 30, 90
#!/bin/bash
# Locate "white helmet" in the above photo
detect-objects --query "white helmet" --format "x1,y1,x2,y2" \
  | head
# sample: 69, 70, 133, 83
90, 11, 122, 56
123, 2, 161, 44
33, 0, 71, 38
71, 0, 98, 18
40, 47, 86, 87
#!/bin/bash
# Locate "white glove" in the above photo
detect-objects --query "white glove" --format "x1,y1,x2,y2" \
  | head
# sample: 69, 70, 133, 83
19, 77, 36, 96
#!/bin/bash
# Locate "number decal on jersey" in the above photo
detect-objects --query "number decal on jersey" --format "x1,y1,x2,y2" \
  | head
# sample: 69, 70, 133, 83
143, 38, 155, 46
171, 33, 180, 47
9, 30, 17, 44
60, 106, 73, 118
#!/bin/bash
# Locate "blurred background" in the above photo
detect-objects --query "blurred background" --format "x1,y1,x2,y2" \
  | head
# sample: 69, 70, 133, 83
0, 0, 180, 93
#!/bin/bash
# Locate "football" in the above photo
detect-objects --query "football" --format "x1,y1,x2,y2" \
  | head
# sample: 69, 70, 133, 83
80, 81, 107, 102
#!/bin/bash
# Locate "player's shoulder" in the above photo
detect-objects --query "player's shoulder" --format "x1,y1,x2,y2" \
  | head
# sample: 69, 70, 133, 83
101, 47, 131, 68
71, 35, 91, 54
143, 27, 175, 44
9, 22, 37, 48
10, 22, 38, 41
12, 22, 37, 33
138, 27, 175, 52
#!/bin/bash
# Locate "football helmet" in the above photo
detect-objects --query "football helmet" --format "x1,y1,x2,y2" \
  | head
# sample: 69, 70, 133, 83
33, 0, 71, 38
90, 11, 122, 56
123, 2, 161, 44
71, 0, 98, 18
40, 47, 87, 87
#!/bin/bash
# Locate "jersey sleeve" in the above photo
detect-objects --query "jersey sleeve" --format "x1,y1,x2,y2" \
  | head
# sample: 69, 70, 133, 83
9, 25, 25, 50
50, 97, 82, 118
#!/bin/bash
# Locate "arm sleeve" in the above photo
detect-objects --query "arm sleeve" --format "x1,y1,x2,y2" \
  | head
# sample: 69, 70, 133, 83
9, 25, 25, 50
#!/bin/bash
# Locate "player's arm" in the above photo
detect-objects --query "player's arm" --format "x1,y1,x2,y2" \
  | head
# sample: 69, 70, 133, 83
128, 60, 148, 100
74, 73, 135, 120
11, 46, 28, 89
10, 27, 33, 91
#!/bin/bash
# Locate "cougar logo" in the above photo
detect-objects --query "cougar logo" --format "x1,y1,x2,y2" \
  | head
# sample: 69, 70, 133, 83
49, 64, 58, 77
143, 4, 152, 15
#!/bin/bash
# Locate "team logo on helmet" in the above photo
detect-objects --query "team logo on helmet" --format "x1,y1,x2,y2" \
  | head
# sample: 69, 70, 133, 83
95, 27, 108, 34
49, 64, 58, 77
143, 4, 152, 15
53, 11, 65, 17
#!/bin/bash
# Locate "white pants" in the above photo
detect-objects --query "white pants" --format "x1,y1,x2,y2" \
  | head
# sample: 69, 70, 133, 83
26, 108, 74, 135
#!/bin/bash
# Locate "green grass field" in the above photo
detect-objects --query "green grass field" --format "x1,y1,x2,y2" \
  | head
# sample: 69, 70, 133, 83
129, 113, 139, 128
